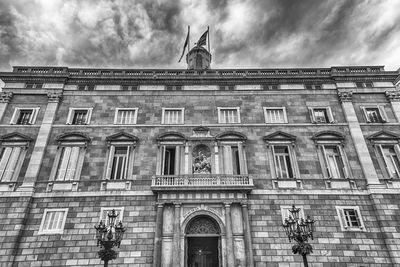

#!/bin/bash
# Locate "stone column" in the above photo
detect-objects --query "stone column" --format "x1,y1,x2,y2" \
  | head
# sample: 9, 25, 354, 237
224, 203, 235, 266
214, 143, 220, 174
172, 203, 181, 266
161, 205, 174, 267
153, 203, 164, 267
0, 92, 12, 122
386, 91, 400, 122
338, 91, 380, 185
241, 202, 255, 267
19, 92, 62, 191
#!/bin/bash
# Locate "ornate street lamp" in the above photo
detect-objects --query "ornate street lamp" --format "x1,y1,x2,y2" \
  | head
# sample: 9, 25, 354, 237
282, 205, 316, 267
94, 209, 126, 267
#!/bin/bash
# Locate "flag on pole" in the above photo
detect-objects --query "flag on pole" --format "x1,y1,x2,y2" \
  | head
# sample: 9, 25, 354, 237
178, 26, 190, 62
196, 29, 208, 47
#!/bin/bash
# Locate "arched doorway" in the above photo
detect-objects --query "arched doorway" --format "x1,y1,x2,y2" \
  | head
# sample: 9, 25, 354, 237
185, 216, 221, 267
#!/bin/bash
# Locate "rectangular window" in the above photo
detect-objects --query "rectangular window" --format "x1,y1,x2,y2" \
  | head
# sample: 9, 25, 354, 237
66, 108, 93, 125
55, 147, 81, 181
25, 82, 43, 89
10, 108, 39, 125
111, 147, 129, 180
264, 107, 287, 123
218, 107, 240, 123
231, 146, 241, 175
362, 106, 387, 123
163, 147, 176, 175
356, 82, 373, 88
114, 108, 138, 124
100, 207, 124, 225
323, 146, 345, 178
309, 107, 334, 123
162, 108, 184, 124
0, 146, 23, 182
38, 208, 68, 234
336, 206, 364, 231
273, 146, 294, 178
377, 145, 400, 178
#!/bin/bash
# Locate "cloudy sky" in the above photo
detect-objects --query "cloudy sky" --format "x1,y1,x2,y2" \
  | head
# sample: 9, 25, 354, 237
0, 0, 399, 71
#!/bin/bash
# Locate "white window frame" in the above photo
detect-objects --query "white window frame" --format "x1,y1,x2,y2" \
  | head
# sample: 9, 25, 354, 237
217, 107, 241, 124
99, 207, 124, 225
280, 205, 305, 223
161, 108, 184, 124
308, 107, 334, 123
361, 105, 387, 123
263, 107, 287, 123
38, 208, 68, 235
114, 108, 138, 125
336, 206, 365, 231
105, 143, 135, 180
266, 142, 300, 179
218, 141, 248, 175
10, 107, 40, 125
66, 108, 93, 125
373, 142, 400, 179
158, 142, 185, 175
0, 144, 28, 182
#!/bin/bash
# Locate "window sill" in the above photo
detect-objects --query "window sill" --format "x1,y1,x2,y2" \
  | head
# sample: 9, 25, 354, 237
46, 181, 78, 192
325, 179, 356, 189
273, 179, 302, 189
101, 180, 131, 191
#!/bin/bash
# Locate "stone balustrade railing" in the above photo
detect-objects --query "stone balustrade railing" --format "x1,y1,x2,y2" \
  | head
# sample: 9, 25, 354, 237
151, 174, 254, 191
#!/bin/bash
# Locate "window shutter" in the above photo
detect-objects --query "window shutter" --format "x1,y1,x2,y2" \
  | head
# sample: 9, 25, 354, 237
316, 145, 329, 178
105, 146, 115, 179
174, 145, 180, 175
308, 108, 316, 123
288, 146, 298, 178
66, 109, 73, 124
29, 108, 40, 124
378, 106, 388, 122
2, 147, 21, 182
271, 146, 279, 178
360, 106, 369, 122
377, 145, 392, 177
74, 147, 86, 180
10, 109, 20, 124
124, 146, 130, 179
0, 147, 12, 180
57, 147, 71, 181
49, 146, 63, 181
114, 109, 119, 124
327, 107, 334, 123
282, 107, 288, 123
338, 145, 351, 178
86, 108, 93, 124
65, 147, 80, 181
321, 145, 332, 178
339, 209, 347, 228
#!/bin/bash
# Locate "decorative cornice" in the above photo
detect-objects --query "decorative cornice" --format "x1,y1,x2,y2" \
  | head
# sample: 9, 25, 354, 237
385, 90, 400, 102
0, 92, 13, 103
47, 92, 62, 103
338, 91, 353, 102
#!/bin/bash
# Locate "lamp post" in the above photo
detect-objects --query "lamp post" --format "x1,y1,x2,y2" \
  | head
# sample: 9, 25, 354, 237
282, 205, 316, 267
94, 209, 126, 267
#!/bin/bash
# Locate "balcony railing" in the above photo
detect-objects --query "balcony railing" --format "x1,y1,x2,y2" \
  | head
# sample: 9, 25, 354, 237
151, 174, 254, 191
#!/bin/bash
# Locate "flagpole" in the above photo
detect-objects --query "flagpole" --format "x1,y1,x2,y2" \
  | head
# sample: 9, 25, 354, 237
207, 26, 210, 53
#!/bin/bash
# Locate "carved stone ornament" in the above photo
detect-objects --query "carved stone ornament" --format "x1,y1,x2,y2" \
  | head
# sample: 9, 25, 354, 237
47, 92, 63, 103
192, 144, 211, 174
338, 91, 353, 102
186, 217, 220, 234
385, 91, 400, 102
0, 92, 13, 103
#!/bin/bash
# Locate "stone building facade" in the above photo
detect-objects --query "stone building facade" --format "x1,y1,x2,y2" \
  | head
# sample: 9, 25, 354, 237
0, 49, 400, 266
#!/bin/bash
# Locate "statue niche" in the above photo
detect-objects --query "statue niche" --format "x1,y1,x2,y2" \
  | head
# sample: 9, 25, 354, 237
192, 144, 211, 174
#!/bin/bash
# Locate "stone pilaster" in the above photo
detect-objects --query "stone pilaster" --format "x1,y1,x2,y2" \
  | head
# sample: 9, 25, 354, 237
161, 205, 174, 267
241, 202, 255, 267
19, 92, 62, 191
172, 203, 181, 266
338, 91, 380, 185
224, 203, 235, 266
386, 90, 400, 122
153, 203, 164, 267
0, 92, 13, 122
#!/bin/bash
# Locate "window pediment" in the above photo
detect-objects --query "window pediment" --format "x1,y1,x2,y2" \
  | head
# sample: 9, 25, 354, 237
106, 132, 138, 144
312, 131, 345, 143
56, 132, 91, 145
0, 132, 33, 145
367, 131, 400, 143
216, 131, 247, 142
263, 131, 296, 143
156, 132, 186, 142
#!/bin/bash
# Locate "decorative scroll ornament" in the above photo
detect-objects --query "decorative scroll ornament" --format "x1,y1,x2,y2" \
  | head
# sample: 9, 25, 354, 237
0, 92, 13, 103
47, 92, 63, 103
187, 217, 219, 234
385, 91, 400, 102
192, 145, 211, 174
338, 91, 353, 102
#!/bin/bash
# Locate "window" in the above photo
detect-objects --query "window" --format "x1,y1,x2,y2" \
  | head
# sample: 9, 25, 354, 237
361, 106, 387, 123
66, 108, 93, 125
38, 208, 68, 234
78, 84, 95, 91
309, 107, 334, 123
10, 108, 40, 125
336, 206, 365, 231
216, 132, 248, 175
157, 133, 186, 175
312, 131, 352, 179
305, 84, 322, 90
264, 131, 300, 179
104, 132, 137, 180
100, 207, 124, 225
163, 147, 176, 175
49, 133, 89, 182
368, 131, 400, 179
264, 107, 287, 123
25, 82, 43, 89
0, 133, 31, 182
219, 85, 235, 91
121, 85, 138, 91
356, 82, 373, 88
262, 84, 278, 90
166, 85, 182, 91
114, 108, 138, 124
280, 205, 305, 223
218, 107, 240, 123
162, 108, 184, 124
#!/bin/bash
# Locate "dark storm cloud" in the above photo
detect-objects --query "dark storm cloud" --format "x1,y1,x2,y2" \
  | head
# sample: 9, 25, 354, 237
0, 0, 398, 71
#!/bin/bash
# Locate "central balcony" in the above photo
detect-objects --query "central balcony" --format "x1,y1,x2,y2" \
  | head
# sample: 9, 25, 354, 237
151, 174, 254, 192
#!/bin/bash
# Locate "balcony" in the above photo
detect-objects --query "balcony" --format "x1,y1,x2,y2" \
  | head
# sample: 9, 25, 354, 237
151, 174, 254, 192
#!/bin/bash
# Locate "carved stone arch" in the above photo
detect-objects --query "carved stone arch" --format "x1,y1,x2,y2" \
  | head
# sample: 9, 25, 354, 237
311, 130, 345, 141
56, 132, 91, 144
181, 210, 225, 236
215, 131, 247, 141
156, 131, 186, 142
